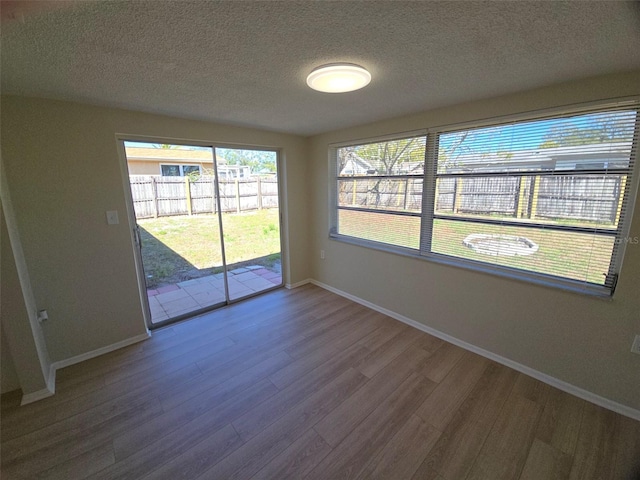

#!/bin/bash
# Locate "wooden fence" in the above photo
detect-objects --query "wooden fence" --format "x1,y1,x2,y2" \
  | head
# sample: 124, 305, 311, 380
130, 175, 279, 219
339, 174, 624, 224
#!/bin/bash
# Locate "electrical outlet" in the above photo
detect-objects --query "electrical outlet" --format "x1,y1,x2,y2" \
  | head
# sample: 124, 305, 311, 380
106, 210, 119, 225
320, 250, 325, 259
632, 335, 640, 355
37, 310, 49, 323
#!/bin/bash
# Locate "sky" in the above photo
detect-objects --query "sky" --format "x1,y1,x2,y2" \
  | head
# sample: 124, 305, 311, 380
438, 110, 636, 154
123, 141, 277, 170
124, 141, 208, 150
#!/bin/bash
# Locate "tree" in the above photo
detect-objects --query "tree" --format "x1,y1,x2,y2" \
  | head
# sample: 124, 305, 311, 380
354, 137, 424, 174
217, 149, 277, 174
539, 112, 634, 148
153, 144, 178, 149
437, 130, 474, 171
340, 137, 425, 208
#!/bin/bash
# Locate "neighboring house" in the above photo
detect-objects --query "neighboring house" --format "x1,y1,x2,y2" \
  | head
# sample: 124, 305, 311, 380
339, 143, 630, 176
442, 142, 632, 174
339, 150, 374, 175
125, 146, 251, 178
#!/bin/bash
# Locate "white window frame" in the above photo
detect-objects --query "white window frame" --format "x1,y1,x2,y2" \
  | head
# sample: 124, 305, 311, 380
159, 163, 202, 177
329, 100, 640, 297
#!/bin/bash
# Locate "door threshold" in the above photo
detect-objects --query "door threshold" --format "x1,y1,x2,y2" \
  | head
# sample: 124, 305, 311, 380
149, 283, 284, 330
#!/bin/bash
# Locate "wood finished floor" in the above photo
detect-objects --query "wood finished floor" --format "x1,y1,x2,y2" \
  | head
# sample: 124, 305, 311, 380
1, 285, 639, 480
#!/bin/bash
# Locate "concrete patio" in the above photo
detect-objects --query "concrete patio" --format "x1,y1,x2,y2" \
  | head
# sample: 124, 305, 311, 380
147, 265, 282, 323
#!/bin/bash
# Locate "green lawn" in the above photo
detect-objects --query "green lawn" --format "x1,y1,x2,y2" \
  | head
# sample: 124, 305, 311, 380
139, 209, 281, 288
338, 209, 613, 285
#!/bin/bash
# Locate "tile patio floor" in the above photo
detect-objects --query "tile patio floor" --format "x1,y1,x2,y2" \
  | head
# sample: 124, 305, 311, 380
147, 266, 282, 323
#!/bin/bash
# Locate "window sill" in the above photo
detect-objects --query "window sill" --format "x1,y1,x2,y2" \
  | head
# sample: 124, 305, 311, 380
329, 233, 614, 299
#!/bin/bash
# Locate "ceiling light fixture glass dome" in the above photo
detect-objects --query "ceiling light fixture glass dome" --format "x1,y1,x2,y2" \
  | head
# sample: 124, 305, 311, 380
306, 63, 371, 93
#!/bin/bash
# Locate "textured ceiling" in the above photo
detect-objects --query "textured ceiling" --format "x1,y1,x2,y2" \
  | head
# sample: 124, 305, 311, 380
2, 1, 640, 136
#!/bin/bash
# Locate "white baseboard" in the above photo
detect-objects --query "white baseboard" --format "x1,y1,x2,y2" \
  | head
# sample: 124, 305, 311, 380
20, 386, 54, 406
18, 360, 57, 405
285, 278, 311, 289
310, 279, 640, 421
50, 331, 151, 372
47, 363, 56, 393
19, 331, 151, 406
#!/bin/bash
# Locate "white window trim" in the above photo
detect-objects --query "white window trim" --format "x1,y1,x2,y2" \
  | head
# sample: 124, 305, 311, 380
329, 99, 640, 297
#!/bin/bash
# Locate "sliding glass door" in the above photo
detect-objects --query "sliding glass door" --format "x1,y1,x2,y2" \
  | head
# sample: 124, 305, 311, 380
123, 140, 282, 327
215, 147, 283, 301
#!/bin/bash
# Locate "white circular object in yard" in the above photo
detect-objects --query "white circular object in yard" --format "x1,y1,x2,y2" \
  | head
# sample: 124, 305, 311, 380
463, 234, 539, 256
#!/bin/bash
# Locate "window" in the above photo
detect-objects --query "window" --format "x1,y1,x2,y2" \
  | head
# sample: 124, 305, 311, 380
330, 103, 639, 295
160, 164, 201, 177
182, 165, 201, 176
333, 135, 426, 249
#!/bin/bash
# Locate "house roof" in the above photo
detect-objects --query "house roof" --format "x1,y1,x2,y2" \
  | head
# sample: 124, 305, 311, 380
124, 147, 218, 164
444, 142, 633, 173
340, 150, 374, 173
2, 1, 639, 136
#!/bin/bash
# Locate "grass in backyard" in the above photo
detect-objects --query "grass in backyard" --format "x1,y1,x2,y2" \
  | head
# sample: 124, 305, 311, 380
139, 209, 281, 288
338, 210, 421, 249
338, 210, 613, 285
431, 219, 613, 285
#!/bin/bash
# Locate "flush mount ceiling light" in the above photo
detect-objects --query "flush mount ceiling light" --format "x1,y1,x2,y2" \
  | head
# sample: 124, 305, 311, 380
306, 63, 371, 93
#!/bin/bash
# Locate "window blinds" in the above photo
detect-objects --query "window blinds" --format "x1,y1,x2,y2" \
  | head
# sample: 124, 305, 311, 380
334, 135, 426, 250
431, 108, 638, 291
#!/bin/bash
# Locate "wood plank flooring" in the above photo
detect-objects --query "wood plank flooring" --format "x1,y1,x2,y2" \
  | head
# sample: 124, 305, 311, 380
1, 285, 639, 479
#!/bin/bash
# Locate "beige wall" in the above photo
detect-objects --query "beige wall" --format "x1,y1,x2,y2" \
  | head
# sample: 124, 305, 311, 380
127, 160, 162, 176
1, 96, 310, 363
309, 71, 640, 411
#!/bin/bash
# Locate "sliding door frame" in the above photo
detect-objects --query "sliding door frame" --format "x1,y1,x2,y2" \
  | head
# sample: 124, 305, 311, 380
115, 134, 285, 330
